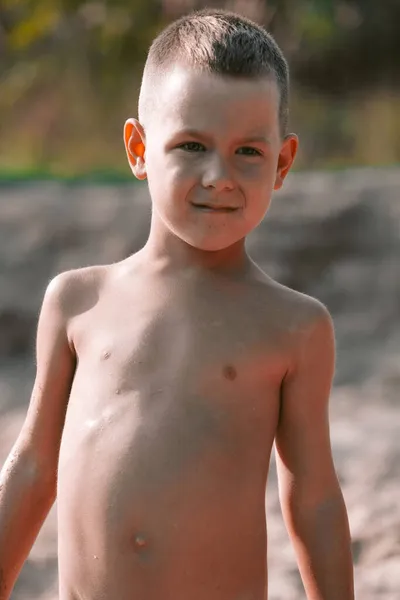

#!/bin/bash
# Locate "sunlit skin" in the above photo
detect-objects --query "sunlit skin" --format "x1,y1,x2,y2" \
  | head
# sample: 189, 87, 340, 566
127, 67, 297, 260
0, 66, 354, 600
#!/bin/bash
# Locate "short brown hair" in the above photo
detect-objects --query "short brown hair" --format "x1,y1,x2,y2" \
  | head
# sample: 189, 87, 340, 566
139, 8, 290, 136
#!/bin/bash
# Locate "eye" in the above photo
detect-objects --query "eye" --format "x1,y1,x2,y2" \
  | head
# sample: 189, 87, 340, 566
236, 146, 263, 157
178, 142, 206, 152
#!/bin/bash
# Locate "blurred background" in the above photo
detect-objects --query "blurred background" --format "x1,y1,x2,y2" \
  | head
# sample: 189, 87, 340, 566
1, 0, 400, 175
0, 1, 400, 599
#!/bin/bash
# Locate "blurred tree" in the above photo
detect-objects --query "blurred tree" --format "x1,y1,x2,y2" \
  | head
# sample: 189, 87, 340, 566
2, 0, 399, 92
292, 0, 400, 94
0, 0, 399, 172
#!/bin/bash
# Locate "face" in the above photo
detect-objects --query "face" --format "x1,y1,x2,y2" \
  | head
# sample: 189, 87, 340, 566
125, 66, 298, 252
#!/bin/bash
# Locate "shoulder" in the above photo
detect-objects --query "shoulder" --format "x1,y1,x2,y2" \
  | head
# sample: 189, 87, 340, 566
274, 280, 333, 339
276, 282, 332, 330
254, 268, 333, 331
43, 264, 110, 320
252, 271, 334, 370
269, 282, 335, 377
38, 265, 114, 354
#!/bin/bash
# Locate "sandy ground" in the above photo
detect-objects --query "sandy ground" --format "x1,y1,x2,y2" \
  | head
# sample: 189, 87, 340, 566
1, 169, 399, 598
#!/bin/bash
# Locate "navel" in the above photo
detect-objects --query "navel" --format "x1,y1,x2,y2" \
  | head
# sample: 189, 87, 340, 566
223, 364, 237, 381
132, 533, 151, 560
134, 534, 147, 549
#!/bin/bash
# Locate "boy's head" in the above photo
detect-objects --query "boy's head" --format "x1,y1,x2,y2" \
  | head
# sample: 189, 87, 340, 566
124, 9, 298, 252
139, 8, 290, 138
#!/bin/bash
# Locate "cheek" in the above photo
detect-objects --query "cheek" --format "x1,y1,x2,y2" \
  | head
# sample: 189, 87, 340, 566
146, 156, 195, 211
234, 151, 279, 183
147, 151, 194, 185
237, 163, 276, 191
168, 154, 201, 180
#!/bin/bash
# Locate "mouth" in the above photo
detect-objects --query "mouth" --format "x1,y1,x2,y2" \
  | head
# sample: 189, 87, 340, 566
191, 203, 239, 213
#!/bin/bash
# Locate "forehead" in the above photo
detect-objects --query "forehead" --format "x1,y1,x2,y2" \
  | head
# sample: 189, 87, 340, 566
153, 66, 280, 136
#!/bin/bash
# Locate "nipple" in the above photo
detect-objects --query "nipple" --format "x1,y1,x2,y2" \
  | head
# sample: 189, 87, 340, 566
223, 364, 237, 381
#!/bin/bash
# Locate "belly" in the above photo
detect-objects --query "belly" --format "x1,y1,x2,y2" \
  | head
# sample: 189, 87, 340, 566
57, 384, 275, 600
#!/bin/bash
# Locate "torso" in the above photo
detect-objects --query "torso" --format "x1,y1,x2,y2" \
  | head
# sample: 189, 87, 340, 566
56, 256, 307, 600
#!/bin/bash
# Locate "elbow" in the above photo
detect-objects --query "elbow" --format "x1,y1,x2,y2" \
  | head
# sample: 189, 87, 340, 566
280, 485, 348, 531
4, 447, 57, 501
27, 456, 58, 502
283, 490, 352, 554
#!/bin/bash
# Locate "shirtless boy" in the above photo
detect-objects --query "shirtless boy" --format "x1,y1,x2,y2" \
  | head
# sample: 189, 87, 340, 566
0, 9, 354, 600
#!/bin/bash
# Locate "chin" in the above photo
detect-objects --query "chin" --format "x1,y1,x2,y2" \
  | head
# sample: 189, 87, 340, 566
180, 233, 241, 252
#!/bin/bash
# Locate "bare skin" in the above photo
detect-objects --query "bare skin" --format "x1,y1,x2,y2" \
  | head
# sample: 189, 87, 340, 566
55, 255, 330, 600
0, 64, 354, 599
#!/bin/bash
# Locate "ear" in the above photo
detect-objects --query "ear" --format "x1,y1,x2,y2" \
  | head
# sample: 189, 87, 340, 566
274, 133, 299, 191
124, 118, 147, 180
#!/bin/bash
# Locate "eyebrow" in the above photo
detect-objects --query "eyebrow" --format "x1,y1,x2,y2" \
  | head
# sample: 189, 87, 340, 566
176, 129, 272, 145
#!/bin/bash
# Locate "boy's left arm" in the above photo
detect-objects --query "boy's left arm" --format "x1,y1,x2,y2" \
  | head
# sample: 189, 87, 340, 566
275, 303, 354, 600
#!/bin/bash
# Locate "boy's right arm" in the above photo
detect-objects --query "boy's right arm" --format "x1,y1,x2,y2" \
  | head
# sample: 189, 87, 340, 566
0, 273, 76, 599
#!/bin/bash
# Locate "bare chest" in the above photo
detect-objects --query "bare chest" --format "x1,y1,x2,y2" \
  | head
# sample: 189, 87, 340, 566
64, 296, 283, 467
70, 286, 288, 406
58, 287, 288, 537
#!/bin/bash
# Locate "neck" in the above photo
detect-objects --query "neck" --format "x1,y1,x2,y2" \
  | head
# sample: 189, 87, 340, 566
141, 211, 252, 276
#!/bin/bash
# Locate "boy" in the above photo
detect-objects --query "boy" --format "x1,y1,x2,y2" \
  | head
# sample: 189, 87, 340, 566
0, 9, 354, 600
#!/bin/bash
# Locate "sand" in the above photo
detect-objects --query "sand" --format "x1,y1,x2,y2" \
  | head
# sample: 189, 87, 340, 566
1, 168, 399, 598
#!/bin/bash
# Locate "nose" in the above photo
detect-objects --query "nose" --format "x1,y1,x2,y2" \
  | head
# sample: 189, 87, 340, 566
201, 153, 234, 192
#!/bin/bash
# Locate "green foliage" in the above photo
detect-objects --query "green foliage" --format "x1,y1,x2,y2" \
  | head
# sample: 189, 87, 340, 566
0, 0, 399, 173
